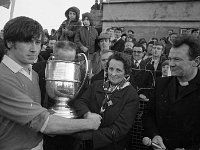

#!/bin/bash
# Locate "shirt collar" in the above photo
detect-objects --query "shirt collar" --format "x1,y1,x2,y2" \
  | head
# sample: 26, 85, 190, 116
2, 55, 32, 80
2, 55, 24, 73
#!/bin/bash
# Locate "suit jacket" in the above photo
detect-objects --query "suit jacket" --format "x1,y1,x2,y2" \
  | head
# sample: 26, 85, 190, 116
91, 69, 104, 84
74, 80, 139, 150
130, 59, 154, 98
145, 56, 167, 78
111, 38, 125, 52
143, 70, 200, 150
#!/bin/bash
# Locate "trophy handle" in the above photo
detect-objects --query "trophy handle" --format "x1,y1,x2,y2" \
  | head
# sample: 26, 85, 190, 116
76, 53, 89, 95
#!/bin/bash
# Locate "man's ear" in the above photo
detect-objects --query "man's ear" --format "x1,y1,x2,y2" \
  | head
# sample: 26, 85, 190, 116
193, 56, 200, 67
6, 41, 13, 49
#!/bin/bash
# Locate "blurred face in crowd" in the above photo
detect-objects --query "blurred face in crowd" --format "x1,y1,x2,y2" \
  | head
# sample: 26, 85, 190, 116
133, 46, 144, 61
99, 38, 111, 50
121, 35, 127, 41
168, 30, 173, 35
101, 52, 113, 70
43, 35, 49, 45
108, 59, 125, 85
192, 30, 199, 39
107, 29, 114, 37
168, 44, 196, 79
162, 65, 170, 77
170, 33, 178, 42
54, 48, 76, 61
68, 11, 76, 20
152, 45, 163, 58
48, 39, 56, 49
125, 41, 134, 49
147, 43, 153, 55
83, 17, 90, 27
127, 31, 134, 35
7, 36, 42, 68
114, 29, 122, 39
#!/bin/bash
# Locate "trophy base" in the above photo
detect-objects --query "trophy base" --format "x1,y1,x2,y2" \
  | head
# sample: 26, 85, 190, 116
51, 107, 77, 118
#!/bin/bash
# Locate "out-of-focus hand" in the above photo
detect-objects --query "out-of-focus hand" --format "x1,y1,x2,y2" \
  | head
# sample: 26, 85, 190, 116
87, 73, 94, 79
85, 112, 102, 130
82, 46, 88, 52
174, 148, 185, 150
152, 135, 166, 150
139, 94, 149, 101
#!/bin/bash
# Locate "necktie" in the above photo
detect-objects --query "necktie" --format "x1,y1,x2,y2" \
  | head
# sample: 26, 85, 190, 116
135, 60, 138, 67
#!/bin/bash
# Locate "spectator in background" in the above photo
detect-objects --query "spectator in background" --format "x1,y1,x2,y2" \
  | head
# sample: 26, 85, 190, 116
145, 41, 167, 78
40, 36, 57, 60
143, 41, 154, 60
92, 32, 111, 75
106, 27, 115, 42
91, 0, 99, 10
126, 34, 136, 43
50, 28, 57, 38
161, 60, 170, 77
43, 32, 49, 46
127, 29, 134, 37
165, 32, 178, 57
124, 41, 134, 50
74, 12, 98, 60
111, 27, 125, 52
166, 29, 173, 41
57, 6, 81, 42
121, 33, 127, 41
191, 28, 199, 40
91, 50, 114, 84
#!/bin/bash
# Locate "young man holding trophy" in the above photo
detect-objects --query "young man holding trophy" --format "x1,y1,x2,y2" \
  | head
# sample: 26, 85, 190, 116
0, 16, 101, 150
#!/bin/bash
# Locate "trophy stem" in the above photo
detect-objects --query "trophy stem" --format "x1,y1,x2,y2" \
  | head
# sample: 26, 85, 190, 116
51, 97, 77, 118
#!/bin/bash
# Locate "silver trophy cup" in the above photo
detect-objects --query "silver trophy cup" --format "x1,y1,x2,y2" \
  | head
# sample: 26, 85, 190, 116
45, 53, 88, 118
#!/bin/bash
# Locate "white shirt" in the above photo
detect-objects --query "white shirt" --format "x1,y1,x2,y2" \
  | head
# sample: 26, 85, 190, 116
2, 55, 33, 81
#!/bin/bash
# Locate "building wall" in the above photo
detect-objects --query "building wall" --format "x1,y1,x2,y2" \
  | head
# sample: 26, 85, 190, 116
102, 0, 200, 41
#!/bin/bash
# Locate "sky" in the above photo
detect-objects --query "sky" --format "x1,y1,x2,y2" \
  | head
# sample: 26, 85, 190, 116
0, 0, 96, 32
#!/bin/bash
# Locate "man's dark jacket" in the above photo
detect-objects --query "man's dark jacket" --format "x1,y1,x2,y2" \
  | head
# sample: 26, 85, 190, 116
143, 70, 200, 150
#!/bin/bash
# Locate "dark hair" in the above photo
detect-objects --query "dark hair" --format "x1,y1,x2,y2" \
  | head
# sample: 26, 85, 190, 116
106, 52, 132, 75
54, 41, 77, 51
121, 33, 127, 38
172, 35, 200, 60
147, 41, 154, 46
138, 38, 147, 44
123, 47, 133, 55
191, 28, 199, 34
114, 27, 122, 33
133, 43, 145, 52
82, 12, 93, 26
3, 16, 43, 49
127, 30, 134, 34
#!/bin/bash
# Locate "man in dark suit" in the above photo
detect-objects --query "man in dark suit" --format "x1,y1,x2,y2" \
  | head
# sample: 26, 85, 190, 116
145, 41, 167, 78
143, 35, 200, 150
127, 43, 154, 150
111, 27, 125, 52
